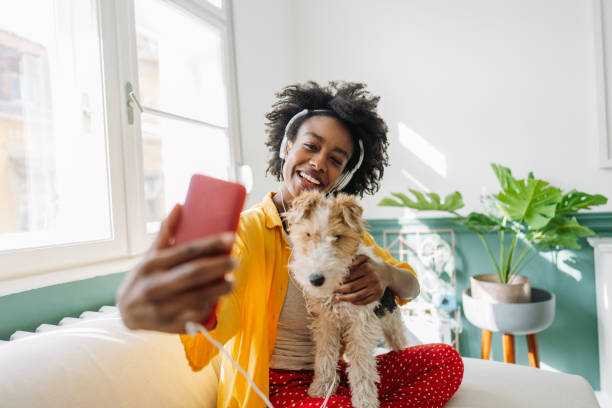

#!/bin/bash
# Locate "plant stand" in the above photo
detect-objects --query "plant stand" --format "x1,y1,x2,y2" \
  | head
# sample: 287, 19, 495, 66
480, 330, 540, 367
463, 288, 555, 368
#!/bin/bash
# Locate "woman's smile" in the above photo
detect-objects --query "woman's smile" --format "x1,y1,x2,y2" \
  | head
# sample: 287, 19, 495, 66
296, 169, 323, 189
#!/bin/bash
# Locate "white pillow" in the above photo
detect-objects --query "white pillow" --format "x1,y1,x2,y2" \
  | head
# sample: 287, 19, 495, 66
0, 313, 218, 408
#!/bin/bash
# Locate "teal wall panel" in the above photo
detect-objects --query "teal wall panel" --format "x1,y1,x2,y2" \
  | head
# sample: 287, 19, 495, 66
0, 272, 126, 340
367, 212, 611, 391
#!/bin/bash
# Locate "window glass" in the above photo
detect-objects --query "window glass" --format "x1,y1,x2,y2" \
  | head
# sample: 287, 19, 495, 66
141, 112, 230, 232
135, 0, 228, 127
0, 0, 111, 251
135, 0, 232, 231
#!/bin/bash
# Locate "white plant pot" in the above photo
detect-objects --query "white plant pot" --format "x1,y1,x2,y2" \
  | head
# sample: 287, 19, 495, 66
470, 273, 531, 304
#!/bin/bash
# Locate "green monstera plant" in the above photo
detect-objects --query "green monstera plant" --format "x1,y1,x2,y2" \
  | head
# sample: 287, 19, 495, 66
379, 164, 608, 284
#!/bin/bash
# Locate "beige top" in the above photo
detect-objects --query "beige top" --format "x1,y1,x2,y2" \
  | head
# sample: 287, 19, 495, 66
269, 277, 315, 370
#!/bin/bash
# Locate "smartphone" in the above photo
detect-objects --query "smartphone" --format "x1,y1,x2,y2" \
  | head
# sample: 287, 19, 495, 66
172, 174, 246, 249
171, 174, 246, 326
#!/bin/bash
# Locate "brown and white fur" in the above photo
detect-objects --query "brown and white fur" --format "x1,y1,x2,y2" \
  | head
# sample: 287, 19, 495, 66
284, 190, 409, 408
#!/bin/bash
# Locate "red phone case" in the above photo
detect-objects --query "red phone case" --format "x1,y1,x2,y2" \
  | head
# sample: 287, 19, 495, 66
171, 174, 246, 327
173, 174, 246, 250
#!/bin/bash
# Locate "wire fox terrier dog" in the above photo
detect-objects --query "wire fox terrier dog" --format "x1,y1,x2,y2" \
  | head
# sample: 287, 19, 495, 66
284, 190, 410, 408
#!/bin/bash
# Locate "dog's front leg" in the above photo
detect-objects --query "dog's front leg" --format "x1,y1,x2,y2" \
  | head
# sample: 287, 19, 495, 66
345, 311, 381, 408
308, 308, 341, 398
381, 310, 409, 351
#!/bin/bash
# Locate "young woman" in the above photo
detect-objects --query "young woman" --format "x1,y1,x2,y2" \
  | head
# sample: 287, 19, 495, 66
117, 81, 464, 407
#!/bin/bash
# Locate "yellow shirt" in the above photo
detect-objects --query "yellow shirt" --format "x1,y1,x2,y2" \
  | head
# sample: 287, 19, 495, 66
179, 192, 417, 407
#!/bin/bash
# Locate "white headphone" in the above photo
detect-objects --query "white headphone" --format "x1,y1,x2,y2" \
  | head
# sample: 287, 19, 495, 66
279, 109, 365, 194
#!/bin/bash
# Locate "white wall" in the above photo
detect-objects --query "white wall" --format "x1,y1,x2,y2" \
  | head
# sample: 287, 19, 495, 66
231, 0, 296, 208
233, 0, 612, 218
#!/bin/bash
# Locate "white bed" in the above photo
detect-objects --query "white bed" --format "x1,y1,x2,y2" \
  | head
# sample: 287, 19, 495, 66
450, 357, 599, 407
0, 307, 600, 407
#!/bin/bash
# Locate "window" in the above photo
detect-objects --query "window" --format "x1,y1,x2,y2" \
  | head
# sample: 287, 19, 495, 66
133, 0, 232, 232
0, 0, 112, 252
0, 0, 240, 281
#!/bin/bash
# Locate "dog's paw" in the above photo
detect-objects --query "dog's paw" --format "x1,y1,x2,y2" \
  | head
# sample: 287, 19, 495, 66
351, 394, 379, 408
308, 376, 337, 399
307, 382, 326, 398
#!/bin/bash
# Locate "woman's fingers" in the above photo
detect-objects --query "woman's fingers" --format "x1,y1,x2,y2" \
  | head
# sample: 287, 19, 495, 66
151, 203, 182, 251
120, 276, 233, 334
336, 287, 376, 305
335, 279, 368, 295
117, 230, 237, 334
348, 255, 369, 271
336, 265, 376, 295
335, 260, 384, 305
143, 255, 237, 301
143, 232, 235, 275
154, 279, 233, 323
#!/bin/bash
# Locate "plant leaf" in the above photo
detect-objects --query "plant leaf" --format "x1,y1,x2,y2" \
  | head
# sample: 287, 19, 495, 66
377, 197, 405, 207
442, 192, 465, 212
391, 192, 414, 206
491, 164, 517, 190
528, 230, 582, 249
378, 190, 464, 213
496, 177, 562, 229
529, 216, 595, 249
454, 212, 504, 234
407, 190, 431, 208
548, 216, 596, 237
557, 190, 608, 214
480, 193, 504, 218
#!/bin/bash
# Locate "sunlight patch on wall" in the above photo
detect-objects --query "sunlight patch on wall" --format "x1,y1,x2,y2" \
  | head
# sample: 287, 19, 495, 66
538, 250, 583, 282
398, 122, 447, 178
401, 169, 431, 192
401, 208, 418, 219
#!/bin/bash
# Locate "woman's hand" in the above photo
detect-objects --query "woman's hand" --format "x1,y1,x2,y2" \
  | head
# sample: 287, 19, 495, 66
117, 204, 236, 334
334, 255, 392, 305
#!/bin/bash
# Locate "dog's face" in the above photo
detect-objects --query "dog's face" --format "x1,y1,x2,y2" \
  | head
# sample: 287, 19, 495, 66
285, 190, 365, 298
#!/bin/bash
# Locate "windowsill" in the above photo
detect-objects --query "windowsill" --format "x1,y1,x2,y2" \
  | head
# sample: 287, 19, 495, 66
0, 254, 144, 297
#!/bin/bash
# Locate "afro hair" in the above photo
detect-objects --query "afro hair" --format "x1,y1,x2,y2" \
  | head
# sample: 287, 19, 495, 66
265, 81, 389, 197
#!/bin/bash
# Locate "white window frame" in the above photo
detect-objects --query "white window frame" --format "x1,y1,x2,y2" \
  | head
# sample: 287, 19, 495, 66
0, 0, 242, 294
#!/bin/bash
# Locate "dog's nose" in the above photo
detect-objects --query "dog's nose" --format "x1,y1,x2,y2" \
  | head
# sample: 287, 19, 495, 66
309, 274, 325, 287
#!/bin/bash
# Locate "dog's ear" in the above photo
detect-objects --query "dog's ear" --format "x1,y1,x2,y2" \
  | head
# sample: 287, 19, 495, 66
333, 193, 364, 231
284, 190, 321, 227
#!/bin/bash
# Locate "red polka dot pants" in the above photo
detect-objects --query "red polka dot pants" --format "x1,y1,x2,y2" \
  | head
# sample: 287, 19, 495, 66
269, 343, 463, 408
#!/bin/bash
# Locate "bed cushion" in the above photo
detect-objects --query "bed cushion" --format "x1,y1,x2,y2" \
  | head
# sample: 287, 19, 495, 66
448, 357, 599, 407
0, 310, 218, 408
0, 308, 599, 407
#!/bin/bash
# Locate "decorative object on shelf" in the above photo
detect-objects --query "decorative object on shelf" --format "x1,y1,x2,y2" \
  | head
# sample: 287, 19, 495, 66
462, 287, 555, 368
382, 229, 461, 350
379, 163, 608, 304
432, 293, 458, 311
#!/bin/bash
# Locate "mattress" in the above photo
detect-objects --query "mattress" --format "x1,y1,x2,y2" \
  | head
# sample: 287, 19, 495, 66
448, 357, 599, 407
